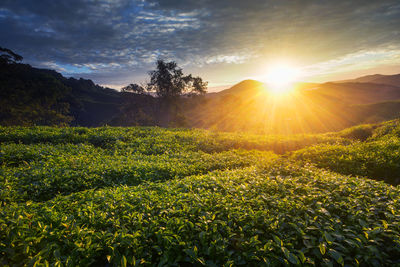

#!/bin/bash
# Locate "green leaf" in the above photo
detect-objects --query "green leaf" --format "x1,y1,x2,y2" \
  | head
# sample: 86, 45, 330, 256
329, 249, 344, 266
197, 257, 206, 265
273, 235, 283, 247
298, 251, 306, 263
319, 243, 326, 255
281, 247, 299, 265
324, 232, 334, 244
53, 249, 61, 259
381, 220, 388, 229
121, 255, 127, 267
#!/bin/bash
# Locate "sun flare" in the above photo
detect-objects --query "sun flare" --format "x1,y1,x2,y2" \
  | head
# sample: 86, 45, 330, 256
265, 63, 300, 94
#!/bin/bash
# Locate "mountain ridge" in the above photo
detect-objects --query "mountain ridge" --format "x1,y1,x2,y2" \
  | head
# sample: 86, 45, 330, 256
334, 73, 400, 87
2, 60, 400, 133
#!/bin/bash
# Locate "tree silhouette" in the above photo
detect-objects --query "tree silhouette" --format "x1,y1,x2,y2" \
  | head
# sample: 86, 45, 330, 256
0, 47, 23, 64
121, 59, 207, 126
121, 83, 145, 94
147, 59, 207, 98
187, 75, 208, 96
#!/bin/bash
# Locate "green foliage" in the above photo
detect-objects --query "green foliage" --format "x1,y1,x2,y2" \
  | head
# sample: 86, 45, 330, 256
0, 143, 277, 203
0, 62, 73, 126
1, 126, 400, 266
335, 124, 375, 141
0, 126, 348, 153
147, 59, 207, 98
0, 47, 23, 64
291, 137, 400, 185
371, 119, 400, 139
1, 165, 399, 266
292, 119, 400, 185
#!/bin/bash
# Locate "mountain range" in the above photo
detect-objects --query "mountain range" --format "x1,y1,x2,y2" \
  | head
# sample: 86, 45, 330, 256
336, 73, 400, 86
1, 61, 400, 134
183, 75, 400, 133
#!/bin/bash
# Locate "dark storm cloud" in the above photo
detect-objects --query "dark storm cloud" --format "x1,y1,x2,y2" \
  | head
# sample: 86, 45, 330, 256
0, 0, 399, 87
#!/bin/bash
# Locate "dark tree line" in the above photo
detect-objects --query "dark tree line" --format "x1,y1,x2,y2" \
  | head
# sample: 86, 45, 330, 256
0, 48, 73, 126
0, 48, 208, 127
0, 47, 23, 64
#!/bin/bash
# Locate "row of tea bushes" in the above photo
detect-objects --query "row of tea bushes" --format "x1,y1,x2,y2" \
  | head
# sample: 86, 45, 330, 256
0, 126, 347, 154
291, 136, 400, 185
1, 143, 278, 203
1, 165, 399, 266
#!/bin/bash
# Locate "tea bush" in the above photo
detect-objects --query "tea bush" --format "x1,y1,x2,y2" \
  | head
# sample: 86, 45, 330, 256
0, 144, 278, 203
1, 126, 399, 266
292, 121, 400, 185
0, 126, 347, 154
1, 166, 399, 266
335, 124, 375, 141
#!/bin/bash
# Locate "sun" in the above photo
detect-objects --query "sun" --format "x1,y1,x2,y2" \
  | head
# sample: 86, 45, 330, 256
264, 63, 300, 94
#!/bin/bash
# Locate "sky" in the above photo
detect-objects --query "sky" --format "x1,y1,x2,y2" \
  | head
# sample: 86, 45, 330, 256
1, 0, 400, 91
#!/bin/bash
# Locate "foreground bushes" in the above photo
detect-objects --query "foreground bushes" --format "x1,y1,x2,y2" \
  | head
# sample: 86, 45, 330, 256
1, 125, 400, 266
0, 143, 278, 203
1, 166, 399, 266
292, 134, 400, 185
0, 126, 347, 154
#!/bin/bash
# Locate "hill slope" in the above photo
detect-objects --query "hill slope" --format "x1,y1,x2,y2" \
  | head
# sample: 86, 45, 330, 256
2, 59, 400, 132
337, 73, 400, 87
0, 61, 122, 126
184, 79, 400, 133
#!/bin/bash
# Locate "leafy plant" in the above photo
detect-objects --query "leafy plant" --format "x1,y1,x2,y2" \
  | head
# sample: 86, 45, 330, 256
1, 125, 399, 266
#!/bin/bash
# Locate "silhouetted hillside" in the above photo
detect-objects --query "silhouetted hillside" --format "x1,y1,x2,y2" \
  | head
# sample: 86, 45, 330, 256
62, 77, 122, 126
0, 60, 182, 127
0, 61, 124, 126
337, 73, 400, 87
2, 58, 400, 132
183, 79, 400, 133
306, 82, 400, 104
0, 62, 73, 126
28, 67, 123, 126
215, 80, 265, 96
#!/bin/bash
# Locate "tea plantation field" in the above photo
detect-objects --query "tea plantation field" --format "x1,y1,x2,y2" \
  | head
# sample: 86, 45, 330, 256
1, 123, 399, 266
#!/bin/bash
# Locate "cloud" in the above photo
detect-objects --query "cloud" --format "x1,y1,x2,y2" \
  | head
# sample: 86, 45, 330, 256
302, 48, 400, 79
0, 0, 400, 87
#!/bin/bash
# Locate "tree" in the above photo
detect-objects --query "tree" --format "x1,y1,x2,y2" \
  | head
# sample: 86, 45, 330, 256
121, 83, 145, 94
187, 75, 208, 96
120, 59, 208, 127
146, 59, 208, 126
0, 47, 23, 64
147, 59, 207, 98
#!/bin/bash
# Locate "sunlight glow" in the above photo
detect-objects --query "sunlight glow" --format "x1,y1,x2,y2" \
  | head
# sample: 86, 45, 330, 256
264, 63, 300, 94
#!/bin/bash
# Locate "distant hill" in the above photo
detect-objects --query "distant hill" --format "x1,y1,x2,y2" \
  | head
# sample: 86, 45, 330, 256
184, 77, 400, 133
33, 68, 124, 126
0, 62, 73, 126
336, 73, 400, 87
0, 60, 176, 127
0, 61, 123, 126
1, 57, 400, 132
208, 78, 400, 105
214, 80, 265, 96
303, 82, 400, 104
61, 75, 121, 126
